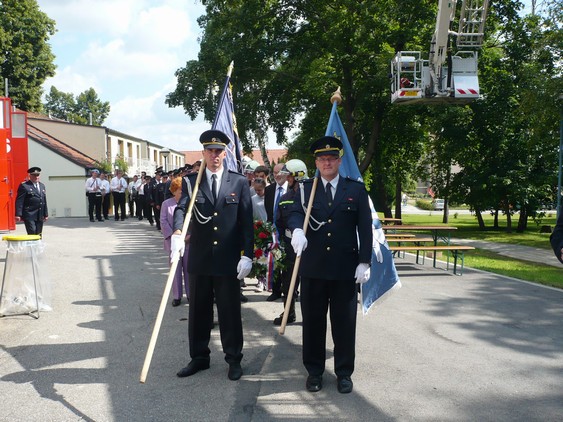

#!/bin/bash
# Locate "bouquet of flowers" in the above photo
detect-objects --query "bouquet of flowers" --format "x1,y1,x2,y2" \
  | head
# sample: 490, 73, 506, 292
248, 220, 285, 280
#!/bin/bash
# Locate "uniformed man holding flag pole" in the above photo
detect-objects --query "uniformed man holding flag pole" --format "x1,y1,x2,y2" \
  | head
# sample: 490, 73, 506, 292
288, 136, 372, 394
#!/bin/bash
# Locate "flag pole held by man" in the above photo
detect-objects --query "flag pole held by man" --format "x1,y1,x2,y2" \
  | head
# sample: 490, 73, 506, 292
140, 62, 249, 383
283, 88, 400, 394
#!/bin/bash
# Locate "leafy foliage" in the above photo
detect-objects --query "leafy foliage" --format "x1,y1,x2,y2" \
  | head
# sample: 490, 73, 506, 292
0, 0, 56, 111
44, 86, 110, 125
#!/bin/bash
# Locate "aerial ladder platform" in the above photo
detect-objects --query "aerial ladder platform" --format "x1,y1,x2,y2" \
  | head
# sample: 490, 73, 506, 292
391, 0, 489, 105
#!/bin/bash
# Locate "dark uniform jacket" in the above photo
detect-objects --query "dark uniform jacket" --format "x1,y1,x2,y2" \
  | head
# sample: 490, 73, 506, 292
550, 211, 563, 264
155, 182, 167, 206
264, 182, 277, 223
288, 177, 372, 280
15, 180, 48, 222
173, 170, 254, 276
275, 186, 298, 262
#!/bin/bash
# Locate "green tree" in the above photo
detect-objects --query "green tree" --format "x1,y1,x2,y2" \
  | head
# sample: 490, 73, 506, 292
0, 0, 56, 111
44, 86, 110, 125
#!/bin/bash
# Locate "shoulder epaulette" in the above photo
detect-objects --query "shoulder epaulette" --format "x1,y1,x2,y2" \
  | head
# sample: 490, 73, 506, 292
344, 176, 365, 185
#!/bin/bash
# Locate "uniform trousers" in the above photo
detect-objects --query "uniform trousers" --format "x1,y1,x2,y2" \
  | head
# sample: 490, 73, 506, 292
88, 193, 103, 221
24, 219, 44, 236
188, 273, 243, 365
300, 277, 357, 377
113, 192, 126, 219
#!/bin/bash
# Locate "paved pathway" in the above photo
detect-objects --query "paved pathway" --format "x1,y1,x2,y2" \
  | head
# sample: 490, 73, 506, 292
0, 218, 562, 421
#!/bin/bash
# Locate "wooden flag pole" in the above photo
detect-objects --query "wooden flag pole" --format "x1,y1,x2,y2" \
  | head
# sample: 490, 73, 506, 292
140, 159, 207, 383
278, 175, 319, 335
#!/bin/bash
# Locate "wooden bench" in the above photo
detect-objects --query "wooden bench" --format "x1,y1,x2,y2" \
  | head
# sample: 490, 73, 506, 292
389, 245, 475, 275
385, 233, 416, 239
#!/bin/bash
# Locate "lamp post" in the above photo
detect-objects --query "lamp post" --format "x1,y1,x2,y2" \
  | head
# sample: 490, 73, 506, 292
160, 148, 170, 172
558, 94, 563, 218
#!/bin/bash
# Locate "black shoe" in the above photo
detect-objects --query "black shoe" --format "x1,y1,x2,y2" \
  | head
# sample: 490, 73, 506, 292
121, 218, 125, 221
306, 375, 323, 392
266, 292, 282, 302
273, 312, 296, 326
337, 376, 353, 394
177, 360, 210, 377
90, 219, 95, 222
115, 218, 119, 221
228, 363, 243, 380
240, 292, 248, 303
97, 219, 104, 222
171, 299, 181, 307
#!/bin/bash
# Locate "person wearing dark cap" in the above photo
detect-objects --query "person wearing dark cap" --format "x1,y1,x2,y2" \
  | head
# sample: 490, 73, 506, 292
85, 169, 104, 222
171, 129, 254, 381
15, 167, 49, 236
288, 136, 372, 394
550, 211, 563, 264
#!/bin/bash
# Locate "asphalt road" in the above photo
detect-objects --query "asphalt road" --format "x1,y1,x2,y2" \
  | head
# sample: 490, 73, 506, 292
0, 218, 562, 421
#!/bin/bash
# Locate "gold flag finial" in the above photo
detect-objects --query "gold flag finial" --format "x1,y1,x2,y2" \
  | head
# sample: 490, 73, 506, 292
330, 87, 342, 105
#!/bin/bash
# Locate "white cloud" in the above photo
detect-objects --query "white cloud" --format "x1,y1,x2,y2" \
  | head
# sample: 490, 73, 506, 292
37, 0, 207, 152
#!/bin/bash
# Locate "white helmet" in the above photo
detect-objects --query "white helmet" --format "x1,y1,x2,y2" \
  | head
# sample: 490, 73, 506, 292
280, 159, 308, 180
243, 160, 259, 174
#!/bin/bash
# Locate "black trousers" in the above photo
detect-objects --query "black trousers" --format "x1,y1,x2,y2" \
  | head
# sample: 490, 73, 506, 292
300, 277, 357, 377
88, 193, 102, 220
102, 194, 110, 219
24, 219, 44, 236
113, 192, 126, 219
188, 274, 243, 365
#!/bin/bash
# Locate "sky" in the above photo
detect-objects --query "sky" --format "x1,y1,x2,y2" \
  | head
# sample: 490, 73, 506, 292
35, 0, 535, 154
36, 0, 210, 152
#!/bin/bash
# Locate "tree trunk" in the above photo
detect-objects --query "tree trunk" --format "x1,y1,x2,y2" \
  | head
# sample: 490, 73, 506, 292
395, 179, 402, 219
505, 204, 512, 233
493, 209, 499, 228
517, 205, 528, 232
476, 209, 486, 229
374, 174, 392, 217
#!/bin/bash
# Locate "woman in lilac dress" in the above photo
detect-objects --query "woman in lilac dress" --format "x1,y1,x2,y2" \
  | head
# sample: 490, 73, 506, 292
160, 177, 189, 306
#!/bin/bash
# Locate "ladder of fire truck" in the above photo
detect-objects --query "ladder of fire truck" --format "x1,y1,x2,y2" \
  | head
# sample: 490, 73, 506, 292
456, 0, 489, 48
390, 0, 489, 105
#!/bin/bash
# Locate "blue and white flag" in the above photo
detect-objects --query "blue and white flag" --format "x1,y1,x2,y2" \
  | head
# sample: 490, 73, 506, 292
212, 62, 243, 173
325, 98, 401, 314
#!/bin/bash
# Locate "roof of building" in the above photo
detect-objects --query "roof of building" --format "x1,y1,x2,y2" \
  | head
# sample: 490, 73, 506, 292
181, 148, 287, 168
27, 123, 98, 169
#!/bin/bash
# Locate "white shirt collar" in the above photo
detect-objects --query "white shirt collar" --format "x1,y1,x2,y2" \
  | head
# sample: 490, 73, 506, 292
322, 174, 339, 190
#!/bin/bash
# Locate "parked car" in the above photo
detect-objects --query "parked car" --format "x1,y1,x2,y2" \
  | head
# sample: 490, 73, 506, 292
433, 199, 445, 210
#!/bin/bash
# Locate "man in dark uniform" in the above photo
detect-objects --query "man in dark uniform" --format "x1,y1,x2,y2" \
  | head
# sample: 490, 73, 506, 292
289, 136, 372, 394
550, 211, 563, 264
150, 169, 163, 229
263, 163, 288, 301
273, 159, 308, 326
171, 129, 253, 381
15, 167, 49, 236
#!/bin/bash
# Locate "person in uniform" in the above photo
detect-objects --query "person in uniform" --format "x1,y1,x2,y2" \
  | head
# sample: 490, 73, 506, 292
85, 169, 103, 222
15, 167, 49, 236
171, 129, 253, 381
550, 211, 563, 264
264, 163, 288, 301
273, 159, 308, 325
110, 169, 128, 221
289, 136, 372, 394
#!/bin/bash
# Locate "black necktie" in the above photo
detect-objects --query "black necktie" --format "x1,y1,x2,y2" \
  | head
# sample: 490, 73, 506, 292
326, 182, 332, 206
211, 174, 217, 203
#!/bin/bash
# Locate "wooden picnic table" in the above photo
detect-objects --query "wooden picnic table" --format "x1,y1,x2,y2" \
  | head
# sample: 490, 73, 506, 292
383, 225, 458, 267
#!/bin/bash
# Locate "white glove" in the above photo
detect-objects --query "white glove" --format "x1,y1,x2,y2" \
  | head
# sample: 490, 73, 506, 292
291, 228, 308, 257
170, 234, 185, 261
237, 256, 253, 280
354, 263, 370, 284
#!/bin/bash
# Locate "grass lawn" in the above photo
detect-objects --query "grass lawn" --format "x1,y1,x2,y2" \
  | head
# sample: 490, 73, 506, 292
465, 249, 563, 289
380, 211, 562, 288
